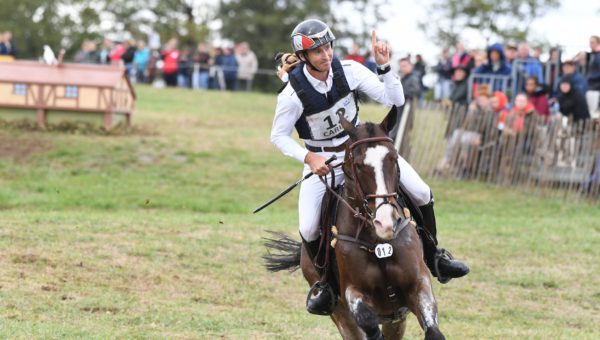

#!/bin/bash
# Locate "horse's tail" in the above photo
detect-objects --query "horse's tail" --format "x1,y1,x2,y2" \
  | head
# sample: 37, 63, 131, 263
262, 231, 301, 273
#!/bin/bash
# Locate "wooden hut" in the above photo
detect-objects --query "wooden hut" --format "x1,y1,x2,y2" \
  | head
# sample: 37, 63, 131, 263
0, 60, 135, 130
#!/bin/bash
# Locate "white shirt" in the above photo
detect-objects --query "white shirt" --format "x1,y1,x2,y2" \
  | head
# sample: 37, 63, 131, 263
271, 60, 405, 163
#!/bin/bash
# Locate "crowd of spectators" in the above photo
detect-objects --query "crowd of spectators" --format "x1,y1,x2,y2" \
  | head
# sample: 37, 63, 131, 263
428, 35, 600, 123
69, 36, 259, 92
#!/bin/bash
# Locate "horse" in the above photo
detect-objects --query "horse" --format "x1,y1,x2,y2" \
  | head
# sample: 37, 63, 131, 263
264, 110, 446, 340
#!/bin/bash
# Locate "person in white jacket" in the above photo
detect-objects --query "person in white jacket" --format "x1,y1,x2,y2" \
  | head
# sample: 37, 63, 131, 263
271, 19, 469, 315
235, 42, 258, 91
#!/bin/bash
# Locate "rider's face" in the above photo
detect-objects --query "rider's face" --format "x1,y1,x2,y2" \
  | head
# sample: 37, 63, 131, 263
304, 43, 333, 72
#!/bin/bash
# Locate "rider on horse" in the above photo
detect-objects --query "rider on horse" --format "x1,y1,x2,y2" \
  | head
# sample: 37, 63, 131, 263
271, 19, 469, 315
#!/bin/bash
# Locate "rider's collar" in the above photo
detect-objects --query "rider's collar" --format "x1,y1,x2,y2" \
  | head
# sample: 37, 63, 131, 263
303, 64, 333, 91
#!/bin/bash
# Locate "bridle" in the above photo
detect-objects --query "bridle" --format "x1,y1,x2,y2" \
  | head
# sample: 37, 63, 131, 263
320, 136, 408, 241
346, 136, 401, 221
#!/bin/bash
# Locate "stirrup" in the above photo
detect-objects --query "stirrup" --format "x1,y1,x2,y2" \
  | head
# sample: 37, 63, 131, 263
306, 281, 337, 315
433, 248, 454, 284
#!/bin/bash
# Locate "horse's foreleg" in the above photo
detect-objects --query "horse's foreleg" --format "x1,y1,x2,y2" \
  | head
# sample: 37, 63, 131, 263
408, 276, 445, 340
344, 286, 383, 340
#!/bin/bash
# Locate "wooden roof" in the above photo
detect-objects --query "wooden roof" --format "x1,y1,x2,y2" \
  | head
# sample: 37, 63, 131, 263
0, 60, 135, 98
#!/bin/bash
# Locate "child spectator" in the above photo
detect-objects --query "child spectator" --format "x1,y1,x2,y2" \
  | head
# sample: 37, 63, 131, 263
525, 76, 550, 117
505, 93, 535, 134
490, 91, 510, 130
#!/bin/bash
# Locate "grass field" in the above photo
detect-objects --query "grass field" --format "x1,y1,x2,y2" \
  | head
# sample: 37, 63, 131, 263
0, 86, 599, 339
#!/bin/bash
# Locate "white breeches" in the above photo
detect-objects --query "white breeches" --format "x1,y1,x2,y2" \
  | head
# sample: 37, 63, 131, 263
299, 151, 431, 241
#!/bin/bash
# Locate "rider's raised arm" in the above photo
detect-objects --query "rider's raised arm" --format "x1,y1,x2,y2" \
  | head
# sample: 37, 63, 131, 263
270, 87, 308, 163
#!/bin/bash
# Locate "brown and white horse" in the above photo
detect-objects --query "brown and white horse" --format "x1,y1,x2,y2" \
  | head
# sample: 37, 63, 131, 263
265, 111, 445, 340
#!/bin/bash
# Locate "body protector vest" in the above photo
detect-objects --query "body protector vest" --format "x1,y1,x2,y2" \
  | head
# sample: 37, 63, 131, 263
289, 57, 359, 141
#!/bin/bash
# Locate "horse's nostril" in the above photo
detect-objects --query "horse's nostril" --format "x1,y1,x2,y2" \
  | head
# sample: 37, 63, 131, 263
373, 219, 383, 229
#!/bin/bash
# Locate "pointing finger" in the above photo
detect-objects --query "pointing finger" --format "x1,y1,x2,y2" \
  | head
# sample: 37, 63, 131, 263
371, 30, 377, 49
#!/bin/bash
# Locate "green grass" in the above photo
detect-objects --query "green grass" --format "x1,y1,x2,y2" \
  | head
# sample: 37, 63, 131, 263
0, 86, 599, 339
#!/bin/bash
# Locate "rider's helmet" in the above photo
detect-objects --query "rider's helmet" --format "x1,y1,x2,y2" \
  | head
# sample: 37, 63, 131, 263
290, 19, 335, 56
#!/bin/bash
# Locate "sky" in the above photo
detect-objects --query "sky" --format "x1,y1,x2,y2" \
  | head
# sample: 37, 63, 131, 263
377, 0, 598, 64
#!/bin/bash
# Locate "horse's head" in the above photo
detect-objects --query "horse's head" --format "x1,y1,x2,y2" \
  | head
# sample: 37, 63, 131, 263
340, 107, 403, 240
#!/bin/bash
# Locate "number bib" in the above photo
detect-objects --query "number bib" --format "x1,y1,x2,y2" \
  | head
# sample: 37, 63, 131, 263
375, 243, 394, 259
304, 92, 357, 141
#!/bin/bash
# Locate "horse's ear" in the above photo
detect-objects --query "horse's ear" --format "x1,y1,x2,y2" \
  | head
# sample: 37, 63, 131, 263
340, 115, 357, 139
380, 105, 399, 134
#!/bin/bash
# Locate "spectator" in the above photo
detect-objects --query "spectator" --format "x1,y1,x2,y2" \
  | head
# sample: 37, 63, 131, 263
490, 90, 510, 130
581, 35, 600, 117
99, 38, 113, 64
546, 47, 561, 93
451, 42, 475, 74
468, 83, 492, 112
450, 65, 469, 106
414, 54, 427, 94
192, 43, 211, 90
109, 41, 126, 63
73, 40, 99, 64
177, 46, 193, 88
505, 44, 517, 65
161, 38, 180, 87
209, 47, 224, 89
438, 85, 494, 171
133, 41, 151, 83
122, 39, 137, 79
235, 42, 258, 91
472, 49, 487, 69
398, 57, 422, 100
473, 43, 512, 92
556, 61, 588, 97
525, 76, 550, 117
515, 43, 544, 89
505, 93, 536, 134
217, 46, 238, 91
558, 75, 591, 122
434, 48, 453, 103
0, 31, 16, 56
344, 43, 365, 64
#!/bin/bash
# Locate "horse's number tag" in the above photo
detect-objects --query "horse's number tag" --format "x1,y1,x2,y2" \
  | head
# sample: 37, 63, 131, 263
375, 243, 393, 259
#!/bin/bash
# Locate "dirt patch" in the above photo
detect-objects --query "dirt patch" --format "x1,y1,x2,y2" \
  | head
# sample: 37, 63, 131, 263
0, 134, 50, 163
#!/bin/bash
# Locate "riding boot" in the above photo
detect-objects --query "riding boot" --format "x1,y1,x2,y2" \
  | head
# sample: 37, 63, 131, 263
302, 236, 337, 315
418, 200, 470, 283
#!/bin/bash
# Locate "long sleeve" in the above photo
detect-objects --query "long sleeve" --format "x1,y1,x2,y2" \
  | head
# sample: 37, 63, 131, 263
270, 88, 309, 163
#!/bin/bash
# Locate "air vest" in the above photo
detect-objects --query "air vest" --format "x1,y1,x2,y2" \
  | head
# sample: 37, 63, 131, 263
288, 57, 359, 141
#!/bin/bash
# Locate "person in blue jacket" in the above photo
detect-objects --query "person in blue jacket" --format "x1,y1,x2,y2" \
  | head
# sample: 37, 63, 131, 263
473, 43, 512, 92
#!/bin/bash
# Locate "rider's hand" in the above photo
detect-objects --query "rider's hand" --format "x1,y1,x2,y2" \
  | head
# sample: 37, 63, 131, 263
371, 30, 390, 66
304, 152, 332, 176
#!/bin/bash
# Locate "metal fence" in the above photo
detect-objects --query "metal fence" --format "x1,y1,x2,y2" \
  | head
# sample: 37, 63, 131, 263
398, 102, 600, 201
